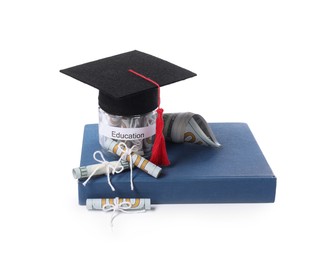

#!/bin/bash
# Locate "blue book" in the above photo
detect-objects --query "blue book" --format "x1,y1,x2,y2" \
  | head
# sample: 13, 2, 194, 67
78, 123, 276, 204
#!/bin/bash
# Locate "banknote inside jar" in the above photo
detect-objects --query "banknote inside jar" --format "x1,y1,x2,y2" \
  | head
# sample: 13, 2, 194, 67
99, 108, 156, 159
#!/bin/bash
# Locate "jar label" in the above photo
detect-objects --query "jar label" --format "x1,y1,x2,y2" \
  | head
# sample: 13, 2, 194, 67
101, 123, 156, 140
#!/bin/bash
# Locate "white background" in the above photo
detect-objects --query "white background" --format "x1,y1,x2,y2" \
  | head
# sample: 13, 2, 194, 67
1, 1, 309, 259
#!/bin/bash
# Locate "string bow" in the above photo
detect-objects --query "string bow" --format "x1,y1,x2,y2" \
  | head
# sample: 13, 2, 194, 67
82, 151, 124, 191
103, 197, 145, 226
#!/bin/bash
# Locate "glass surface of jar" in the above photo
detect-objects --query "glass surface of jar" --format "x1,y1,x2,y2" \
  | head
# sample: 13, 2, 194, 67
99, 108, 156, 159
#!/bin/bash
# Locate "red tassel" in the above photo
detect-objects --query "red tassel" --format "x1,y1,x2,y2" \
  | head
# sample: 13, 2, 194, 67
128, 69, 170, 166
150, 108, 170, 166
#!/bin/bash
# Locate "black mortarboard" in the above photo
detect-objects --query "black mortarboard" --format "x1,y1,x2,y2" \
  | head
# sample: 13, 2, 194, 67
60, 50, 196, 116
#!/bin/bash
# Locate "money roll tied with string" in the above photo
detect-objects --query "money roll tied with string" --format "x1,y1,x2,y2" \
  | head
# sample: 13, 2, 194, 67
60, 50, 196, 166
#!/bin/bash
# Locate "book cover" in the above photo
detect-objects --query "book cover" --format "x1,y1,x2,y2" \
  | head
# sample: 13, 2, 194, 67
77, 123, 276, 204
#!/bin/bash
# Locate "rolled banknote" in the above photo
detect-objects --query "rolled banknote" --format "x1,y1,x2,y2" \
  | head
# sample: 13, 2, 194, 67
103, 138, 162, 178
72, 160, 130, 179
163, 112, 221, 147
86, 198, 151, 211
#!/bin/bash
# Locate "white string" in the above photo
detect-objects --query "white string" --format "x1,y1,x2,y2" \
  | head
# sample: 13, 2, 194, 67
102, 197, 146, 226
117, 142, 138, 191
82, 151, 124, 191
83, 143, 137, 191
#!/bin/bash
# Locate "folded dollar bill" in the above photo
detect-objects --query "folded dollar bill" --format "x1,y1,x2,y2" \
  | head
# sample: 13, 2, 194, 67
86, 198, 151, 211
103, 138, 162, 178
72, 161, 130, 179
87, 197, 151, 226
163, 112, 221, 147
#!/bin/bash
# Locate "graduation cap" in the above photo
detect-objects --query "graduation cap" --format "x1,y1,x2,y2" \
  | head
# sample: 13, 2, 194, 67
60, 50, 196, 166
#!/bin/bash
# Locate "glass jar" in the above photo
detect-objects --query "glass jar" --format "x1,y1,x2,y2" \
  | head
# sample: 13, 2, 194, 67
98, 108, 156, 159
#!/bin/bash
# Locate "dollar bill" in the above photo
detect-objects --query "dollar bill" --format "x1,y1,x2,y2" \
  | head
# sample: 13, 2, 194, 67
163, 112, 221, 147
72, 160, 130, 179
86, 198, 151, 211
103, 138, 162, 178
